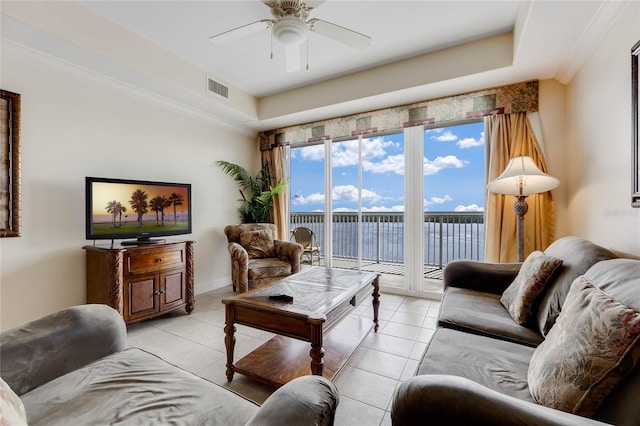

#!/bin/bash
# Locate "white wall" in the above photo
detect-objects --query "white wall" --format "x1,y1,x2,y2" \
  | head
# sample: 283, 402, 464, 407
0, 50, 257, 329
565, 0, 640, 256
538, 79, 568, 239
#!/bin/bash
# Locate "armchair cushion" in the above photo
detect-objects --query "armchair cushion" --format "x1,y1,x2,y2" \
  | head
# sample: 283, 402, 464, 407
500, 251, 562, 325
528, 275, 640, 416
240, 229, 276, 258
248, 258, 292, 281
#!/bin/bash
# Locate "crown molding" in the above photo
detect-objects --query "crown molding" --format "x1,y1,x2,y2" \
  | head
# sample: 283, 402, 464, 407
555, 0, 627, 84
2, 39, 257, 137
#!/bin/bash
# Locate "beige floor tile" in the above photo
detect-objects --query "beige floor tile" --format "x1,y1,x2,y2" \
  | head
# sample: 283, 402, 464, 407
381, 411, 393, 426
189, 308, 226, 325
334, 396, 386, 426
400, 359, 419, 381
338, 368, 398, 410
332, 365, 354, 390
389, 311, 426, 326
409, 341, 427, 360
361, 332, 414, 358
415, 327, 436, 344
421, 316, 438, 329
354, 348, 407, 380
181, 323, 227, 352
381, 321, 421, 340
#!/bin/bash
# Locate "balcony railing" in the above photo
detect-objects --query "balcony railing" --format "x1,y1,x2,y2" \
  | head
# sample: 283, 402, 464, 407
290, 212, 484, 270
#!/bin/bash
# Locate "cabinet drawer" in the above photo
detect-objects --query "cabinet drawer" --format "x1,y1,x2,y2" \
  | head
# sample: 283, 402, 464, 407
126, 246, 185, 274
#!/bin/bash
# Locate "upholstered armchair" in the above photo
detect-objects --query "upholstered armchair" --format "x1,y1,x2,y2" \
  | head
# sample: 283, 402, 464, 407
224, 223, 303, 293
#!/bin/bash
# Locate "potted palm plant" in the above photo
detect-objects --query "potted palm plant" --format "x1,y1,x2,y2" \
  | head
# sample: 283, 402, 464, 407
217, 160, 287, 223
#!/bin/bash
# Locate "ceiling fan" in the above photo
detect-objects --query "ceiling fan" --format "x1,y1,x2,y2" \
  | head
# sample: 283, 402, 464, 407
209, 0, 371, 72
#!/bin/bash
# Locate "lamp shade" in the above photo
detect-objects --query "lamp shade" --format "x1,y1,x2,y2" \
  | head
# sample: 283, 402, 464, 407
487, 156, 559, 196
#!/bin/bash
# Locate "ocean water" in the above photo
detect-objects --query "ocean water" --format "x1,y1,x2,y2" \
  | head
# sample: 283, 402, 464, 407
292, 220, 485, 266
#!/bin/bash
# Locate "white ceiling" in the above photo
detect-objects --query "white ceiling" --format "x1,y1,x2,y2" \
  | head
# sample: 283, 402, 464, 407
1, 1, 625, 132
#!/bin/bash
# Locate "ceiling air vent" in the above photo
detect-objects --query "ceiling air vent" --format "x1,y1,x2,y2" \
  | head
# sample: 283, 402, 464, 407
207, 76, 229, 100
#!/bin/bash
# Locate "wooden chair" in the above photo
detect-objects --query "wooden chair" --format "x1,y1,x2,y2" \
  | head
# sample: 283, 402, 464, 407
291, 227, 321, 265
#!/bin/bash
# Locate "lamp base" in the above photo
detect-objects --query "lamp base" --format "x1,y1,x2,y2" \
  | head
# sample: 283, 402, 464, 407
514, 195, 528, 262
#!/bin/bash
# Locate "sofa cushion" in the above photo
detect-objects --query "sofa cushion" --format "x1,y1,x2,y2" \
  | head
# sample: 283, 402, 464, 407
241, 229, 276, 258
584, 258, 640, 312
20, 347, 258, 426
528, 276, 640, 417
1, 377, 27, 426
417, 327, 536, 402
439, 287, 544, 346
535, 237, 618, 336
500, 251, 562, 325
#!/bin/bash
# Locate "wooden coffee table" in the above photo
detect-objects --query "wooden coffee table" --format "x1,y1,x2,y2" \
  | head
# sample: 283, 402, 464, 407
222, 267, 380, 387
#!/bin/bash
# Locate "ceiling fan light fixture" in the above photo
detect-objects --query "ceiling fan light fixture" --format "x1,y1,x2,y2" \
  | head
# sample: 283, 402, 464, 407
272, 16, 308, 46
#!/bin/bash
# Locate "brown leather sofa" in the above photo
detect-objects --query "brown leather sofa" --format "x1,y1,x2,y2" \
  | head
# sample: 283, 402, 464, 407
1, 304, 339, 426
391, 236, 639, 425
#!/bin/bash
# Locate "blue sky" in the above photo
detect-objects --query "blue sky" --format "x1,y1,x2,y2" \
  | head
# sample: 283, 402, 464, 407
290, 121, 485, 212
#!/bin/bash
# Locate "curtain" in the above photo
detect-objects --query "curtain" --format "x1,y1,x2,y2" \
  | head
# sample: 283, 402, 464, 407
484, 112, 555, 263
261, 144, 288, 240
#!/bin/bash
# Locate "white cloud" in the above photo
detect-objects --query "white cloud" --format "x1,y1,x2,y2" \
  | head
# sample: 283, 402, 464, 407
432, 131, 458, 142
293, 185, 382, 205
332, 205, 404, 212
423, 155, 467, 175
364, 154, 404, 174
333, 185, 381, 203
298, 137, 398, 168
292, 192, 324, 205
424, 195, 453, 207
454, 204, 484, 212
298, 144, 325, 161
363, 205, 404, 212
457, 131, 485, 148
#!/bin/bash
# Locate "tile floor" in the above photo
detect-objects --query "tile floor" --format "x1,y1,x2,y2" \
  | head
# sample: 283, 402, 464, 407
127, 286, 440, 426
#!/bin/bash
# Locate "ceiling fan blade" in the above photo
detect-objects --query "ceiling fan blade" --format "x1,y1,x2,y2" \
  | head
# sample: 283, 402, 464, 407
309, 19, 371, 50
284, 43, 301, 72
209, 20, 272, 44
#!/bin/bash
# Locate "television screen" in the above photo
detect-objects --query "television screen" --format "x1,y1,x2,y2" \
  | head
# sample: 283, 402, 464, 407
86, 176, 192, 245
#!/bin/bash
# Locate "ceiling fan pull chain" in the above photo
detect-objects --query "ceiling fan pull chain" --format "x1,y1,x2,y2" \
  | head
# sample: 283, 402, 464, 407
306, 38, 309, 70
270, 33, 274, 60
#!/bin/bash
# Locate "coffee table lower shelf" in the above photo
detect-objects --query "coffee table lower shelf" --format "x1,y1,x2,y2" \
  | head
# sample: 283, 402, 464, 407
234, 315, 372, 387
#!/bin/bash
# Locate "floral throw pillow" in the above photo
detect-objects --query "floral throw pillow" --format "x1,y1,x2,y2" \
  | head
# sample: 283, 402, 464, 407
1, 377, 27, 426
240, 229, 276, 259
528, 276, 640, 416
500, 251, 563, 325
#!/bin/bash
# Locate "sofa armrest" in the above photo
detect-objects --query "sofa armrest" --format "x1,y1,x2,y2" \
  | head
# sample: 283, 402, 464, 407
391, 375, 610, 426
444, 260, 522, 295
0, 304, 126, 396
246, 375, 339, 426
228, 242, 249, 292
274, 240, 303, 274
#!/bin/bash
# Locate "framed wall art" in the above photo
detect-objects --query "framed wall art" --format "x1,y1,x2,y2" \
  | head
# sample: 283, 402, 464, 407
632, 40, 640, 207
1, 89, 21, 237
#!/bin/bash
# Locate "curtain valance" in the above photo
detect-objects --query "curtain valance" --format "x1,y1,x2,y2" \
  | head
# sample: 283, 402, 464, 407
258, 80, 538, 148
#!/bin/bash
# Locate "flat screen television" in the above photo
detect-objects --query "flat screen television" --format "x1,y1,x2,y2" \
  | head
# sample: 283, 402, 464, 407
85, 176, 192, 245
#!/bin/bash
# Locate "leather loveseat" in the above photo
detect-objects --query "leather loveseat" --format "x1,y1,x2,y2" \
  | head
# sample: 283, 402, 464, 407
391, 236, 640, 425
0, 304, 338, 426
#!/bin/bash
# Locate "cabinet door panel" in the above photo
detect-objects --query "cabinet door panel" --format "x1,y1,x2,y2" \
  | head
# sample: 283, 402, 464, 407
162, 269, 185, 309
127, 274, 158, 321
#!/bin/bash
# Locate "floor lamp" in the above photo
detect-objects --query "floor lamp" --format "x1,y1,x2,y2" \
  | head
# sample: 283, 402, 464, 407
487, 156, 559, 262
